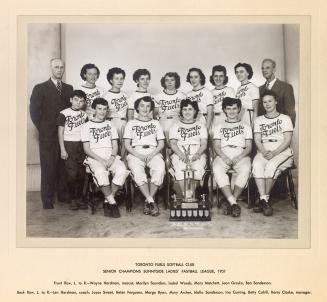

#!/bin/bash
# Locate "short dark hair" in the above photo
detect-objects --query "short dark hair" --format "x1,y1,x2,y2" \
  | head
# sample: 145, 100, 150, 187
261, 89, 279, 102
80, 63, 100, 80
179, 99, 200, 119
222, 97, 242, 111
91, 97, 108, 109
186, 68, 206, 86
234, 62, 253, 79
70, 90, 86, 100
160, 72, 181, 89
133, 69, 151, 83
106, 67, 126, 84
134, 96, 155, 113
210, 65, 228, 86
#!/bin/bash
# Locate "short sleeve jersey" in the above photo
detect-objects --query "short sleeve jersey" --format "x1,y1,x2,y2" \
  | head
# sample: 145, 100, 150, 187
79, 85, 105, 118
123, 119, 165, 147
235, 82, 259, 110
103, 90, 128, 118
81, 120, 118, 155
254, 114, 293, 146
186, 87, 214, 115
57, 108, 88, 141
127, 91, 152, 119
211, 86, 235, 113
169, 120, 208, 147
213, 120, 253, 148
154, 90, 186, 117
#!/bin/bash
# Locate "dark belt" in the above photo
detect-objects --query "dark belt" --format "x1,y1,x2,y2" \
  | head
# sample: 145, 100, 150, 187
262, 139, 278, 143
203, 113, 207, 116
214, 112, 222, 116
161, 116, 174, 119
132, 145, 151, 149
108, 117, 126, 121
247, 109, 254, 112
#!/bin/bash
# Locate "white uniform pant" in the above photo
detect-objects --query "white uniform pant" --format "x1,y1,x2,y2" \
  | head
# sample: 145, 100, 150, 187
159, 116, 178, 140
84, 155, 129, 187
213, 146, 251, 188
252, 147, 293, 179
171, 145, 206, 181
126, 147, 165, 187
109, 117, 127, 141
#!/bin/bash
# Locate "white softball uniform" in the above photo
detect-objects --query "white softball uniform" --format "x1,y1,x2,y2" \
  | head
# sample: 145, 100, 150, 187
235, 82, 259, 126
124, 119, 165, 187
81, 120, 129, 187
79, 85, 105, 120
186, 87, 214, 125
103, 90, 128, 140
212, 121, 252, 188
169, 120, 207, 181
127, 91, 152, 119
154, 90, 185, 138
252, 114, 294, 179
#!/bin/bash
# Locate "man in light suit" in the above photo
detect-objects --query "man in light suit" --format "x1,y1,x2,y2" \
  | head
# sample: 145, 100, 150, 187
30, 58, 73, 209
258, 58, 296, 127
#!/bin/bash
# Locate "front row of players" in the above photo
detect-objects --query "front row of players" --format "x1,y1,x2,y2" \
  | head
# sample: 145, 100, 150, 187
57, 89, 294, 218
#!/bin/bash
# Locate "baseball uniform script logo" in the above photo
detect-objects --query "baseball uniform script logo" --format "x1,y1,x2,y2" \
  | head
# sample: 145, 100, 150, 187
85, 90, 102, 106
259, 119, 282, 137
111, 95, 127, 112
132, 123, 156, 139
221, 125, 244, 141
187, 91, 203, 103
236, 85, 248, 98
178, 125, 201, 141
89, 124, 112, 143
159, 98, 181, 113
213, 91, 226, 105
66, 113, 87, 131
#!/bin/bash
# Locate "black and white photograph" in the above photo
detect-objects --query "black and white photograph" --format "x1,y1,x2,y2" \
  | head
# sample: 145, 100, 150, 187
26, 22, 299, 239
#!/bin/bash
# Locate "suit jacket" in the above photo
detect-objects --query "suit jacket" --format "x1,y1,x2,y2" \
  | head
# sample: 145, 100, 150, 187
258, 78, 296, 126
30, 79, 73, 141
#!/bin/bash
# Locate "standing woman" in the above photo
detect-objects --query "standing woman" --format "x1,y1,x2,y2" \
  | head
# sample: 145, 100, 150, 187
127, 69, 152, 121
234, 62, 259, 127
169, 99, 208, 199
124, 96, 166, 216
186, 67, 214, 130
104, 67, 128, 141
210, 65, 235, 128
153, 72, 186, 141
79, 63, 105, 120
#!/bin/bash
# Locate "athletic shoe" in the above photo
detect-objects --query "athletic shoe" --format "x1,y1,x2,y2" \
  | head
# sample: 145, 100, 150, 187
143, 202, 151, 215
231, 204, 241, 217
149, 202, 159, 216
221, 199, 232, 215
70, 200, 79, 210
253, 200, 264, 213
110, 204, 121, 218
103, 203, 111, 217
262, 201, 273, 216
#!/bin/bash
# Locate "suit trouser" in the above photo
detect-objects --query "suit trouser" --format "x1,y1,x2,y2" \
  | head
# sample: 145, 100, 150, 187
39, 140, 69, 206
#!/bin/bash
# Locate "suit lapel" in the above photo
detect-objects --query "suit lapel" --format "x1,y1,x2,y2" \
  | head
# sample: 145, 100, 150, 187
271, 78, 282, 94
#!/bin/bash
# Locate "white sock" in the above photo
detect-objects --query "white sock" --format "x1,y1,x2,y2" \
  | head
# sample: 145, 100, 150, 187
265, 195, 270, 202
147, 196, 154, 204
107, 194, 116, 205
227, 196, 237, 205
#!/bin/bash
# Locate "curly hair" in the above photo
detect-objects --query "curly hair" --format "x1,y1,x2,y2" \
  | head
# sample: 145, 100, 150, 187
234, 62, 253, 80
106, 67, 126, 84
186, 67, 206, 86
134, 96, 155, 113
222, 97, 242, 112
70, 90, 87, 100
91, 97, 108, 109
179, 98, 199, 119
160, 72, 181, 89
80, 63, 100, 80
132, 69, 151, 83
210, 65, 229, 86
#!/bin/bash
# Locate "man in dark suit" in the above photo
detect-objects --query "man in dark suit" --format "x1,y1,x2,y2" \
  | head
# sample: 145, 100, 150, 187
30, 58, 73, 209
258, 58, 296, 127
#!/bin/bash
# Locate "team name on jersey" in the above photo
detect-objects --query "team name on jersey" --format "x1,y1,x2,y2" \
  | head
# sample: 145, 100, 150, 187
236, 85, 248, 99
177, 125, 201, 141
213, 90, 227, 105
111, 95, 127, 112
85, 90, 102, 106
221, 125, 245, 141
132, 123, 157, 139
188, 91, 203, 103
259, 119, 283, 137
89, 124, 113, 143
65, 113, 87, 131
159, 98, 181, 113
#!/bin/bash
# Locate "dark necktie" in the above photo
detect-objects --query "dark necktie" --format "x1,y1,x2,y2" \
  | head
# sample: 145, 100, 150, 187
56, 80, 62, 95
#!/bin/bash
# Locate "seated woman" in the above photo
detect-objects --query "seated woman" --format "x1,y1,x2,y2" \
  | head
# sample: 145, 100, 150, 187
212, 97, 252, 217
252, 90, 294, 216
124, 96, 165, 216
169, 99, 208, 199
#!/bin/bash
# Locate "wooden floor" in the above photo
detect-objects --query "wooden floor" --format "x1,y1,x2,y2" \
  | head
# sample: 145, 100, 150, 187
26, 191, 298, 239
